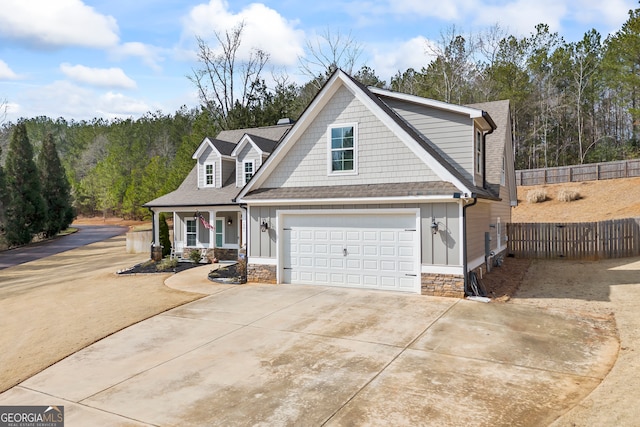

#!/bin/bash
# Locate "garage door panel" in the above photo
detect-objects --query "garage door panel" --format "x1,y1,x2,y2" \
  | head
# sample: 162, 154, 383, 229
380, 246, 396, 256
380, 231, 395, 241
380, 260, 397, 271
283, 213, 419, 293
363, 259, 378, 270
330, 258, 345, 269
346, 259, 361, 269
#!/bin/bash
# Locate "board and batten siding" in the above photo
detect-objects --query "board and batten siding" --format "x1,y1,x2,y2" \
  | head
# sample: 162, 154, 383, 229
261, 85, 440, 188
236, 143, 262, 187
248, 203, 462, 267
384, 98, 474, 182
221, 159, 235, 187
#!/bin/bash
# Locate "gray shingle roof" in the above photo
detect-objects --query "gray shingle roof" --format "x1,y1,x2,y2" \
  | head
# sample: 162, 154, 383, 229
214, 124, 291, 144
144, 167, 241, 208
242, 181, 489, 200
246, 134, 279, 153
145, 123, 293, 208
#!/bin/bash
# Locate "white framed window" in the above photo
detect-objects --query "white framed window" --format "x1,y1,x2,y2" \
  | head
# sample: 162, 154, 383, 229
475, 129, 483, 174
243, 160, 255, 185
501, 156, 506, 186
186, 218, 198, 247
215, 217, 225, 247
204, 163, 215, 187
328, 124, 357, 175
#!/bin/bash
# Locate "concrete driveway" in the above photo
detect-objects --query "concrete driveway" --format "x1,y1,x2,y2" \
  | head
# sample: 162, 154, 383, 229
0, 281, 616, 426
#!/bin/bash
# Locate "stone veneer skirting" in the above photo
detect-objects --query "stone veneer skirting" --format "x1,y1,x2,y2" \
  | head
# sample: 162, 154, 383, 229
421, 273, 465, 298
247, 264, 466, 297
213, 248, 238, 261
247, 264, 277, 284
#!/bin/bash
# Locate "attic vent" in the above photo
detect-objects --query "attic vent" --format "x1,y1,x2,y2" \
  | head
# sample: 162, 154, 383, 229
277, 118, 293, 125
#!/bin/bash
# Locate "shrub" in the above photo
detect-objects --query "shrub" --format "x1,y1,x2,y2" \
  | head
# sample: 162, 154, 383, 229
557, 188, 581, 202
156, 257, 178, 272
159, 212, 171, 257
526, 189, 547, 203
189, 249, 203, 263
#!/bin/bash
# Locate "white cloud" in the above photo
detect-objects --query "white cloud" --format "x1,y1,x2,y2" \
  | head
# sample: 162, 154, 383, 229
110, 42, 163, 72
98, 92, 151, 119
0, 0, 119, 48
60, 63, 136, 89
11, 81, 151, 121
368, 37, 435, 81
472, 0, 567, 37
388, 0, 475, 20
0, 60, 20, 80
182, 0, 305, 66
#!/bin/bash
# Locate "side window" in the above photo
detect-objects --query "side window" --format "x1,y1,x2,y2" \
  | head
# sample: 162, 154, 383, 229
328, 124, 357, 175
476, 129, 483, 175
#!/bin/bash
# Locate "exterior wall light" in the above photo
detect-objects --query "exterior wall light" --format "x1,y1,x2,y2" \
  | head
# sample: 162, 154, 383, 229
431, 218, 439, 234
260, 221, 269, 232
227, 217, 233, 225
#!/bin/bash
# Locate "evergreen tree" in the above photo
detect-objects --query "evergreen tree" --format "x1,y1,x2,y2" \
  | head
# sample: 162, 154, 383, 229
159, 212, 171, 258
38, 133, 74, 237
5, 123, 47, 246
0, 146, 8, 245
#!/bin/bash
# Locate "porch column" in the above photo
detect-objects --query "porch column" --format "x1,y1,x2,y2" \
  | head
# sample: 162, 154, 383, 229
209, 210, 216, 249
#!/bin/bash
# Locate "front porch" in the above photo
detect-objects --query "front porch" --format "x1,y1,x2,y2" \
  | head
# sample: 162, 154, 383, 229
150, 208, 244, 261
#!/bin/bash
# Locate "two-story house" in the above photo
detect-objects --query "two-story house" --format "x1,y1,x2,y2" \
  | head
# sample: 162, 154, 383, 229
146, 69, 516, 298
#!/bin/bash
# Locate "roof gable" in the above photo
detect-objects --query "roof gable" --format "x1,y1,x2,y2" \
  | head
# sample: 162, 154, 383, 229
192, 137, 235, 160
230, 133, 279, 157
237, 69, 489, 201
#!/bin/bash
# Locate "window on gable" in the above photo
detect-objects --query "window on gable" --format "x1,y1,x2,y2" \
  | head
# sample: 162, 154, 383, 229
501, 156, 506, 186
475, 130, 483, 175
204, 163, 215, 187
329, 124, 357, 174
243, 160, 255, 185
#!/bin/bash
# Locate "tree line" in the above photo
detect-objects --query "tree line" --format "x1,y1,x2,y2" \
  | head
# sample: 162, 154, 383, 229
2, 9, 640, 224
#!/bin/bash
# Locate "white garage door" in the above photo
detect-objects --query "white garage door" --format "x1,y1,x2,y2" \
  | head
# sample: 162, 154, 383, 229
282, 213, 420, 293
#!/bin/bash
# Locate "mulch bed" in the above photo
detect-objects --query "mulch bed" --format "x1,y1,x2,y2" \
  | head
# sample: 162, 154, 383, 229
208, 263, 245, 284
117, 261, 203, 275
480, 256, 532, 301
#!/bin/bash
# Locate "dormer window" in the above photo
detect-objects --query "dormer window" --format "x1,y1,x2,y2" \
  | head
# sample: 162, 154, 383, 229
243, 160, 255, 185
204, 163, 215, 187
328, 124, 358, 175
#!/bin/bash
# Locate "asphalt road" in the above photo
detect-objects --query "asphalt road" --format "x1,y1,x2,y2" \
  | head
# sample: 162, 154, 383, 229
0, 225, 128, 270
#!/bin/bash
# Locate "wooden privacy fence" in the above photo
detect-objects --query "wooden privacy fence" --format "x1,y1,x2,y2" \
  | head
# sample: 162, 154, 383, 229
507, 218, 640, 260
516, 159, 640, 186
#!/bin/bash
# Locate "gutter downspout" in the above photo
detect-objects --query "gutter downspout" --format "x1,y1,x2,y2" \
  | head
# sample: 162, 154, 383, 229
462, 195, 478, 296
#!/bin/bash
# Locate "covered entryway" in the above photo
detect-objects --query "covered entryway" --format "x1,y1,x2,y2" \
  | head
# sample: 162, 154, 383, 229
281, 211, 420, 293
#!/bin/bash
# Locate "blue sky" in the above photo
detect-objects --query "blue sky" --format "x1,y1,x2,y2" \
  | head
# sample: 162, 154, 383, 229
0, 0, 636, 122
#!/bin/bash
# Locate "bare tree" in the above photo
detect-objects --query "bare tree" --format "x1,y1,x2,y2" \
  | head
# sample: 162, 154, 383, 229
298, 28, 364, 89
424, 25, 480, 104
188, 22, 270, 130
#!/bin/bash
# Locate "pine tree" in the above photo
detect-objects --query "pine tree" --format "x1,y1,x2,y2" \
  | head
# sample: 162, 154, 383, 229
0, 146, 8, 245
5, 123, 47, 246
38, 133, 74, 237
